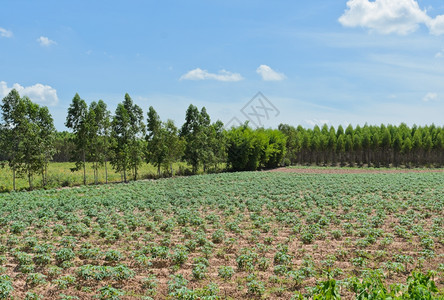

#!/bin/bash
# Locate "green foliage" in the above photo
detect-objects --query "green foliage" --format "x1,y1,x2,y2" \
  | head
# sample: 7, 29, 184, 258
226, 123, 287, 171
279, 123, 444, 167
56, 248, 75, 264
146, 106, 184, 176
218, 266, 234, 281
97, 285, 124, 300
0, 274, 13, 299
247, 279, 265, 296
110, 93, 145, 182
24, 292, 43, 300
53, 275, 76, 290
26, 272, 47, 287
104, 250, 123, 262
65, 93, 88, 184
0, 168, 442, 298
180, 105, 222, 173
192, 263, 207, 280
404, 271, 439, 299
313, 279, 341, 299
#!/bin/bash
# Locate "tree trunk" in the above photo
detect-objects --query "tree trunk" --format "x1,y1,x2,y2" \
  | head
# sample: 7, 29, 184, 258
41, 166, 45, 187
105, 160, 108, 184
28, 171, 33, 191
94, 162, 98, 185
12, 166, 16, 191
45, 163, 48, 186
83, 151, 86, 185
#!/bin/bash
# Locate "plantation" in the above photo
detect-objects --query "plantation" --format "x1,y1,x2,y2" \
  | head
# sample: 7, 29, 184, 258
0, 162, 192, 192
0, 170, 442, 299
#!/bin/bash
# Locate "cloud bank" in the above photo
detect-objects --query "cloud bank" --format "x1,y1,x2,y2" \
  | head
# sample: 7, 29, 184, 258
339, 0, 444, 35
0, 81, 59, 106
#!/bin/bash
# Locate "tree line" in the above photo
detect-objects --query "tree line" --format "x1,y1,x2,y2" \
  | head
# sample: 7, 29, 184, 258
2, 89, 444, 191
280, 123, 444, 168
0, 90, 286, 190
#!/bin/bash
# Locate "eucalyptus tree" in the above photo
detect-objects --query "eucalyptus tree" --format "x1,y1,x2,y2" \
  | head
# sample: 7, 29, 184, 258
0, 89, 21, 190
65, 93, 88, 185
36, 105, 56, 187
111, 93, 145, 182
146, 106, 184, 176
180, 105, 204, 173
278, 124, 300, 165
163, 119, 184, 175
87, 100, 111, 184
1, 90, 56, 190
16, 97, 42, 190
145, 106, 165, 176
210, 120, 226, 171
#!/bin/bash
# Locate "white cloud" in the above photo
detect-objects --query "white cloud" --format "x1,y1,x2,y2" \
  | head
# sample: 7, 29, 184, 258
339, 0, 444, 35
428, 15, 444, 35
435, 49, 444, 58
422, 92, 438, 102
0, 81, 59, 106
0, 27, 13, 38
180, 68, 243, 82
256, 65, 286, 81
37, 36, 56, 47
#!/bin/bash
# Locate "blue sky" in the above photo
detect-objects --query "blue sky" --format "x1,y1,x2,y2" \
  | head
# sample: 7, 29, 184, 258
1, 0, 444, 130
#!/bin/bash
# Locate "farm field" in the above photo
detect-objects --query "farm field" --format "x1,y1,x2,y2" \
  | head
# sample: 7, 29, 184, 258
0, 162, 194, 192
0, 170, 443, 299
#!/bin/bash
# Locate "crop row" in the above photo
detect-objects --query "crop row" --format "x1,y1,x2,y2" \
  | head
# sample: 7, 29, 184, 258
0, 171, 442, 298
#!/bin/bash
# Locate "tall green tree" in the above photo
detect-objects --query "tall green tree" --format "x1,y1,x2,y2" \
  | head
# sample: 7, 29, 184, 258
145, 106, 165, 176
1, 90, 56, 190
0, 89, 22, 190
17, 97, 42, 190
65, 93, 88, 185
36, 105, 56, 187
180, 104, 209, 173
111, 93, 145, 182
278, 124, 301, 165
87, 100, 111, 184
146, 107, 184, 176
163, 119, 184, 175
209, 120, 226, 171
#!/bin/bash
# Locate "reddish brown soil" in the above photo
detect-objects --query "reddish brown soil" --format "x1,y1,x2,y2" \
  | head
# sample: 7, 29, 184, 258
269, 167, 444, 174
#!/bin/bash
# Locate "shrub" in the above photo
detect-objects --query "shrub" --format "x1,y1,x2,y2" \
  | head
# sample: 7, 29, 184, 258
247, 280, 265, 296
0, 274, 13, 299
26, 272, 47, 287
218, 266, 234, 281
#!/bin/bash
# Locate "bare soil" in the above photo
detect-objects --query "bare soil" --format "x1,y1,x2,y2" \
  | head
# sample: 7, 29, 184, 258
269, 167, 444, 174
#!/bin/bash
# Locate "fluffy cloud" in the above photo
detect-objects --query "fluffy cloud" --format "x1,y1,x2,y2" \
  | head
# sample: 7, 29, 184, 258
339, 0, 444, 35
0, 81, 59, 106
0, 27, 13, 38
37, 36, 56, 47
180, 68, 243, 82
256, 65, 286, 81
422, 92, 438, 102
428, 15, 444, 35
